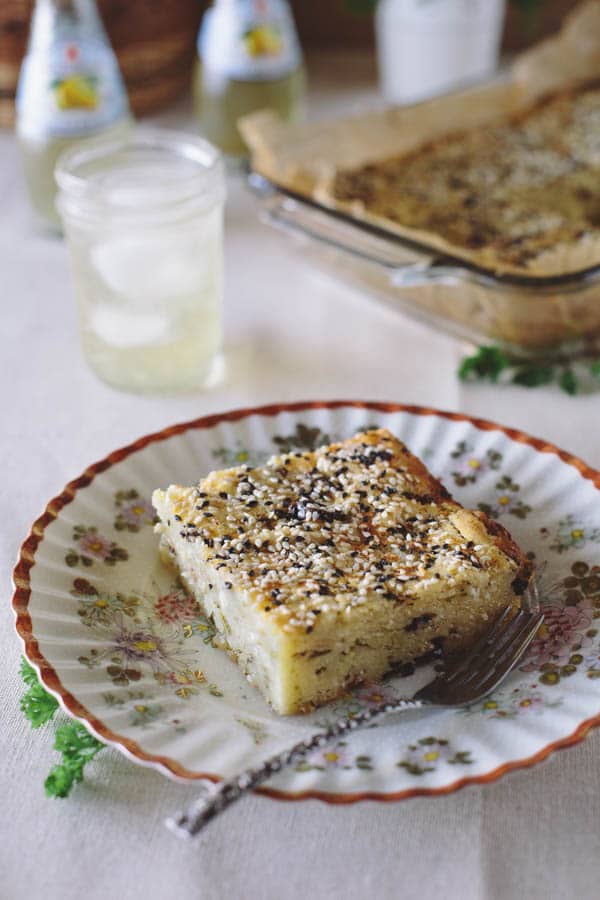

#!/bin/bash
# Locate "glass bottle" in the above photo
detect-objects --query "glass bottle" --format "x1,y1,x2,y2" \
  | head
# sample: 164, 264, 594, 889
193, 0, 306, 157
16, 0, 131, 229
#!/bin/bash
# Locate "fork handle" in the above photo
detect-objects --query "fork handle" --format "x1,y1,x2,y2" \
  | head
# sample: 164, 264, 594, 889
166, 697, 426, 838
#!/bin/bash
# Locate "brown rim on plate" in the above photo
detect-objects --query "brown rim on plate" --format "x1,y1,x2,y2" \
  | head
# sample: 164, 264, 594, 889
12, 400, 600, 803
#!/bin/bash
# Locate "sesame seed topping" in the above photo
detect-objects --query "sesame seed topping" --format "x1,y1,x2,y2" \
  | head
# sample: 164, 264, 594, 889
163, 430, 507, 632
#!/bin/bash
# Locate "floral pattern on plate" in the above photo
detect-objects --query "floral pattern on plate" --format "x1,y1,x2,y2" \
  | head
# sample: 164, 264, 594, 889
65, 525, 129, 568
13, 403, 600, 801
397, 737, 473, 776
114, 490, 156, 533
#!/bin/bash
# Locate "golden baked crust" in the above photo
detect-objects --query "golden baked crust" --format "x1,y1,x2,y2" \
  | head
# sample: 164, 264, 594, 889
327, 79, 600, 277
153, 430, 533, 714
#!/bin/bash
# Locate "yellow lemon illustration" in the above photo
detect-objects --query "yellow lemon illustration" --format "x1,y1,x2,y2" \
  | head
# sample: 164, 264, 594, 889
55, 74, 98, 110
244, 24, 282, 57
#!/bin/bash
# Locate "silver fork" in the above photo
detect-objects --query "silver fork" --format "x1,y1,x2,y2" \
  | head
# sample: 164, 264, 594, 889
166, 603, 543, 838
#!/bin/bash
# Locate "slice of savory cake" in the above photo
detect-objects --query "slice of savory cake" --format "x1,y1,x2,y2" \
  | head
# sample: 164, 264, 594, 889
152, 429, 533, 715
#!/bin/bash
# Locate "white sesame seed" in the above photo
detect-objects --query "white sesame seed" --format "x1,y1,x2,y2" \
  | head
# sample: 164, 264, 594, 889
163, 432, 504, 632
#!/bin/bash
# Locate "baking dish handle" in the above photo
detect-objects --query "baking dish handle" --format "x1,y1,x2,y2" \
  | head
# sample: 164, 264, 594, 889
258, 191, 464, 288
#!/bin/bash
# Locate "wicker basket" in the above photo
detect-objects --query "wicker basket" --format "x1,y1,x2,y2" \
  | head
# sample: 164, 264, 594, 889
0, 0, 203, 128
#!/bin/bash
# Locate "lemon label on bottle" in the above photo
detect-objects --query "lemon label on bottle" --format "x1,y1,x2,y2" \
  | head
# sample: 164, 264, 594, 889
199, 0, 302, 89
53, 72, 99, 111
17, 38, 128, 140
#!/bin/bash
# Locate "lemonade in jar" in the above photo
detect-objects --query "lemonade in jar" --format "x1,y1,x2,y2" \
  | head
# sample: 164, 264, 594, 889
55, 130, 225, 394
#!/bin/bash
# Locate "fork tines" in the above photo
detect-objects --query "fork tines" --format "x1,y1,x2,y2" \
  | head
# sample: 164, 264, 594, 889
418, 605, 544, 706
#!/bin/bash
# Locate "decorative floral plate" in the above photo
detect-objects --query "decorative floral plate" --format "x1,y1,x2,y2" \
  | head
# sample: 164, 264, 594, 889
13, 402, 600, 803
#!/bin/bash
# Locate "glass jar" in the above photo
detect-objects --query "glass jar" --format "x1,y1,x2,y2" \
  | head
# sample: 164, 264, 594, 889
55, 129, 225, 393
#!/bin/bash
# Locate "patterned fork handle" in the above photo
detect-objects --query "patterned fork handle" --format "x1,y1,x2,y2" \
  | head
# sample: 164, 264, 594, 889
166, 697, 426, 838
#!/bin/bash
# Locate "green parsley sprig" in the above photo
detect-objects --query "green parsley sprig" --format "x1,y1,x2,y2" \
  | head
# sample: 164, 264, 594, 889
458, 345, 600, 395
45, 722, 105, 798
20, 658, 106, 797
20, 658, 59, 727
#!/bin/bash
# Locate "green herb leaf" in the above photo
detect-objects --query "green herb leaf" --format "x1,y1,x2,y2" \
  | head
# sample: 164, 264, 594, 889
458, 345, 600, 395
20, 657, 40, 688
458, 346, 511, 383
45, 722, 105, 799
45, 764, 80, 799
20, 683, 59, 728
511, 364, 554, 388
19, 658, 106, 797
558, 368, 579, 395
589, 359, 600, 380
53, 721, 104, 762
19, 658, 59, 728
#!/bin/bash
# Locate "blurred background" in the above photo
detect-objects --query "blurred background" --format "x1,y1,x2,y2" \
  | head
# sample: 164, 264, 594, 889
0, 0, 580, 125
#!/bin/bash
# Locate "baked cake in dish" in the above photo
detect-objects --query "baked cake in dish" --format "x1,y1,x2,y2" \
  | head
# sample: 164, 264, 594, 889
152, 430, 533, 715
329, 79, 600, 276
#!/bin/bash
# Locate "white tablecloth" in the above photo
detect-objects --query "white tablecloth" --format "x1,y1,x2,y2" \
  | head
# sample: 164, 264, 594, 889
2, 57, 600, 900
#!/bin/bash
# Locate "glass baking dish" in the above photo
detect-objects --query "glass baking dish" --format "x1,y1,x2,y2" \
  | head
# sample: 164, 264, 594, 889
248, 171, 600, 359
